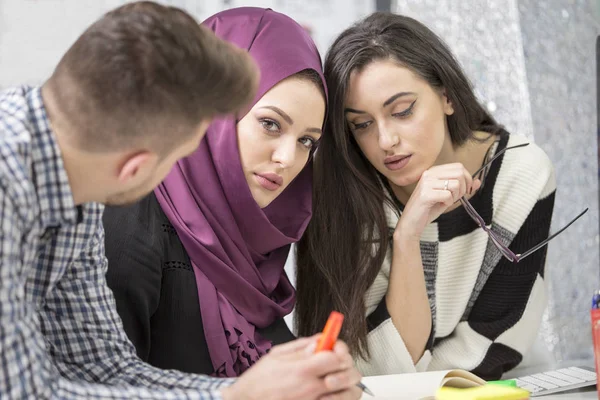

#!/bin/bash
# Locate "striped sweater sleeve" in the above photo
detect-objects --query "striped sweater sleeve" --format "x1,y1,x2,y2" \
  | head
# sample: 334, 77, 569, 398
429, 176, 555, 379
356, 244, 434, 376
356, 295, 433, 376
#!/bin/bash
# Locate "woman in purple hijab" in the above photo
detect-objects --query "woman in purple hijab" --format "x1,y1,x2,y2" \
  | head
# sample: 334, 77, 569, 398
103, 7, 327, 378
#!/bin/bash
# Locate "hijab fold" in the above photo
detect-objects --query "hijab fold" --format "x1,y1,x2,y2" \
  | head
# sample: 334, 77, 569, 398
154, 7, 326, 377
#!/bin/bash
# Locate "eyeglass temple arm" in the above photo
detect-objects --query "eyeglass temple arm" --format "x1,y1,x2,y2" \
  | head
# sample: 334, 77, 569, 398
471, 143, 530, 178
517, 208, 589, 261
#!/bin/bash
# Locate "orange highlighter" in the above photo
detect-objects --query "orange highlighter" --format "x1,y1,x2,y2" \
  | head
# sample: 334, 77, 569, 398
316, 311, 374, 396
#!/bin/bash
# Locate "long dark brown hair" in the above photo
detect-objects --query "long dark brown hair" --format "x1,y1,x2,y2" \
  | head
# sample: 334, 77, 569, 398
295, 12, 502, 359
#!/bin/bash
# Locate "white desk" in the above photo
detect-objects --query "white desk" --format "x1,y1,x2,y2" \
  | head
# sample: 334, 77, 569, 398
503, 360, 597, 399
360, 361, 598, 399
542, 390, 596, 399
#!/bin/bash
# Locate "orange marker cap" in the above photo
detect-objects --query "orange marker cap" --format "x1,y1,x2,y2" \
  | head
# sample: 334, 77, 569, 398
315, 311, 344, 352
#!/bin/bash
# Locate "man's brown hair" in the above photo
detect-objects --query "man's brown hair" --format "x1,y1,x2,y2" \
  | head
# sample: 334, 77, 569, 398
47, 1, 257, 153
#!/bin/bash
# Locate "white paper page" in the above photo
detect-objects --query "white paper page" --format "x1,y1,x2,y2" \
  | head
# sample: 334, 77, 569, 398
360, 370, 453, 400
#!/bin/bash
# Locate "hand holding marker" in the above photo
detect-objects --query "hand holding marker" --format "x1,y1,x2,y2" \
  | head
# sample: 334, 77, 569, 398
316, 311, 374, 397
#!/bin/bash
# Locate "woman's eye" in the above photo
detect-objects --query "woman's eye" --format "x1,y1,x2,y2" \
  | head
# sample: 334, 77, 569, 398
299, 137, 317, 149
392, 100, 416, 119
351, 121, 372, 131
260, 118, 280, 132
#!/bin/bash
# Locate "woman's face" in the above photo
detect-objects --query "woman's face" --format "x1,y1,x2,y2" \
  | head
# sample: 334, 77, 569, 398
237, 75, 325, 208
344, 59, 454, 188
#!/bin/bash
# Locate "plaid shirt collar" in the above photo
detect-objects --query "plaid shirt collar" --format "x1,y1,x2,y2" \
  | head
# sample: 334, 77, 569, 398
26, 86, 80, 228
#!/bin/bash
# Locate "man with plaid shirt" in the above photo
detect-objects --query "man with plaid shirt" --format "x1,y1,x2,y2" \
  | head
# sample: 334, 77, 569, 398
0, 2, 361, 399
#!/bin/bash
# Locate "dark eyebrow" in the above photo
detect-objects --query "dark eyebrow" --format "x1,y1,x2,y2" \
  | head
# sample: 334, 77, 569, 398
258, 106, 293, 125
383, 92, 416, 107
344, 107, 365, 114
345, 92, 416, 114
259, 105, 322, 134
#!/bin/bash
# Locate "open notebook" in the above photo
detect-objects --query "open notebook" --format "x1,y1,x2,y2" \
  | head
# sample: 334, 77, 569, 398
360, 369, 486, 400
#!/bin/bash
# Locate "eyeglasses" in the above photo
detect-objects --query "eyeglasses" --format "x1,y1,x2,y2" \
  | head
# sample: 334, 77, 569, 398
460, 142, 588, 263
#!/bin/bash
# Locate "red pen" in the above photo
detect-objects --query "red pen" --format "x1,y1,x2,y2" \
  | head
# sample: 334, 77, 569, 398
316, 311, 374, 396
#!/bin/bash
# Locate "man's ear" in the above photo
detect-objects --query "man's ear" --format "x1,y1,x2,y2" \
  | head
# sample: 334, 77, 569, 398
116, 151, 157, 184
442, 89, 455, 116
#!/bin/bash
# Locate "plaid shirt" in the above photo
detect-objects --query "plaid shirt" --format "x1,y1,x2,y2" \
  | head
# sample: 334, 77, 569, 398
0, 86, 234, 399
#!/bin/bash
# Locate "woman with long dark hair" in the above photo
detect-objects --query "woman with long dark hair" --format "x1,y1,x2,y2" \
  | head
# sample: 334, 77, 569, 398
296, 12, 565, 380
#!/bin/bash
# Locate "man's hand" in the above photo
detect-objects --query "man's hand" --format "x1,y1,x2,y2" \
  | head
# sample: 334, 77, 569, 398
221, 336, 362, 400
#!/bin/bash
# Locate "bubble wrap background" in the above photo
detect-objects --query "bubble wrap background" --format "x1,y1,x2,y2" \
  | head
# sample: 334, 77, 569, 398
394, 0, 600, 362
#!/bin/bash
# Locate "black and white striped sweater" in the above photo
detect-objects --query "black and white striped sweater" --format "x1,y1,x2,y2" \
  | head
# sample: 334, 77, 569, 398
358, 131, 556, 380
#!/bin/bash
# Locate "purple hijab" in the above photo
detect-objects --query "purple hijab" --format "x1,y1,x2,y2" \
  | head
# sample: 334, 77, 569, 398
154, 7, 326, 377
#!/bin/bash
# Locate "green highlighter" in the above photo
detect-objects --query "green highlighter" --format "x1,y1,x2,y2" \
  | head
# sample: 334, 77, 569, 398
488, 379, 518, 387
